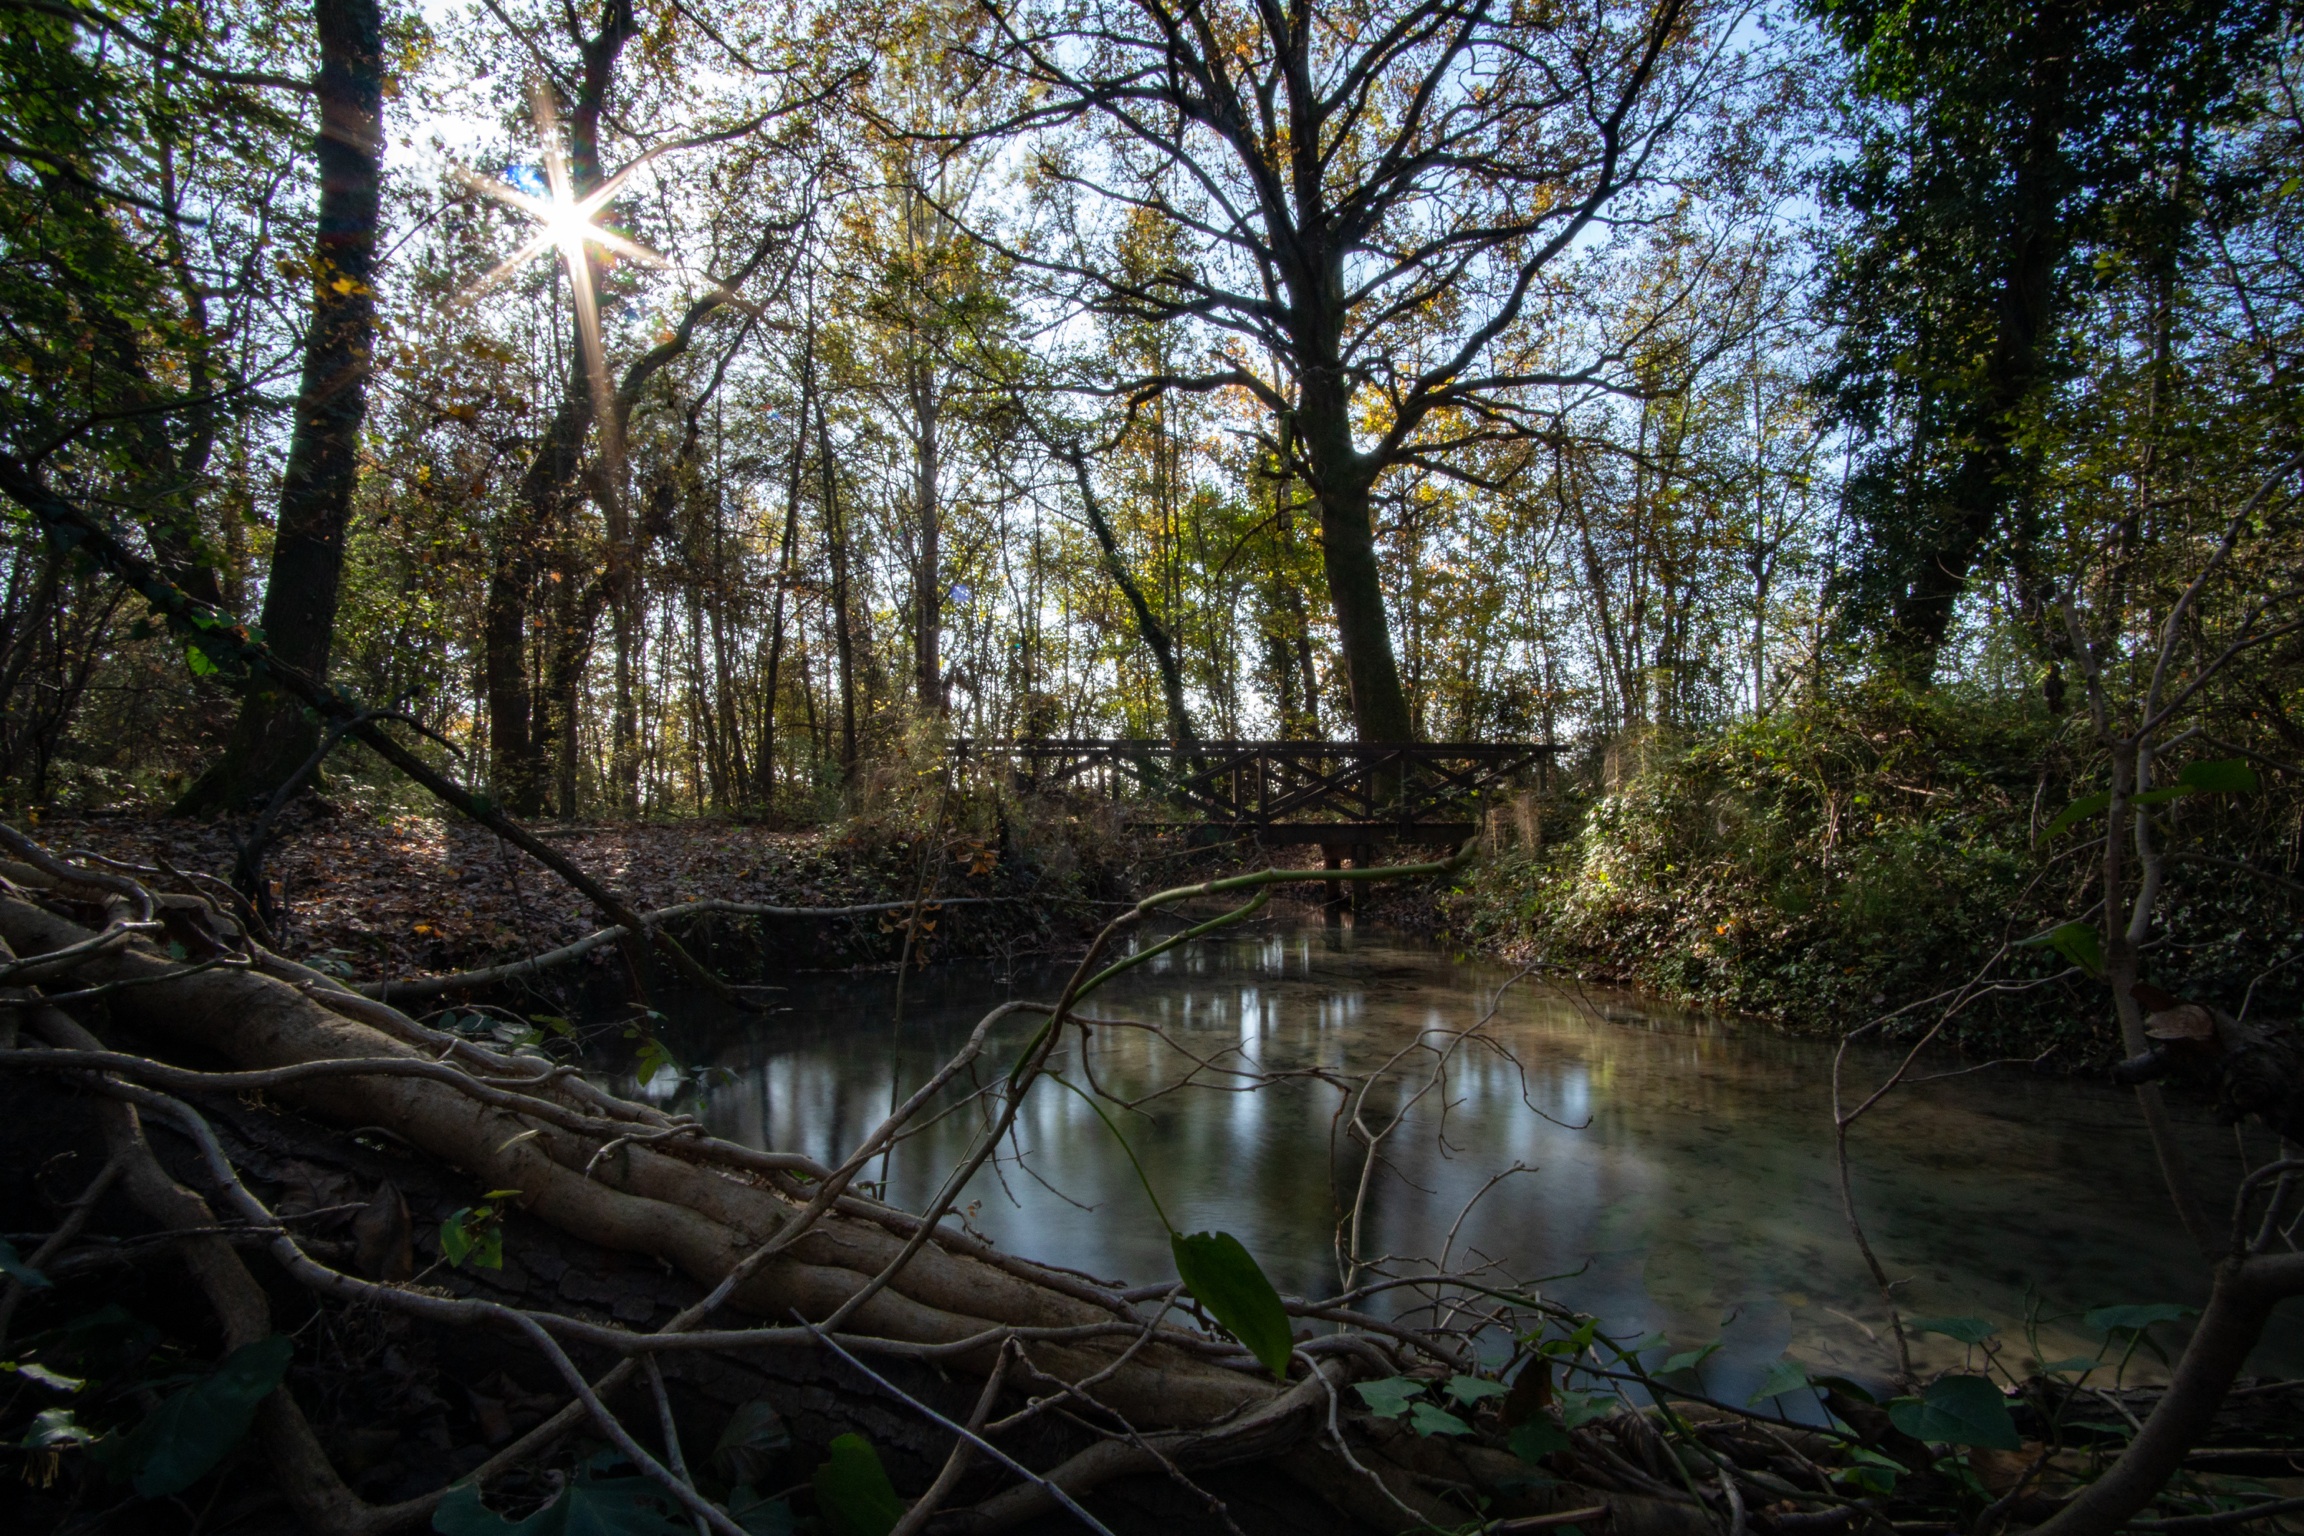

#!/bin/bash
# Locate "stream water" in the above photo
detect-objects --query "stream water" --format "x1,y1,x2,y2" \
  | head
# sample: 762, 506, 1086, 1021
632, 919, 2303, 1398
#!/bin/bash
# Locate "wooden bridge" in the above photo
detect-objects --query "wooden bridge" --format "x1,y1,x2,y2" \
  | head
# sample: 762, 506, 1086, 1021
948, 738, 1559, 848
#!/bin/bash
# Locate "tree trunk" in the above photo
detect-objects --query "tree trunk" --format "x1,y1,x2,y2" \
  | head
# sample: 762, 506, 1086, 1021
1296, 382, 1411, 744
484, 550, 542, 814
174, 0, 382, 815
480, 0, 634, 815
1882, 15, 2071, 678
912, 362, 943, 714
762, 332, 815, 810
1072, 454, 1194, 744
823, 420, 858, 775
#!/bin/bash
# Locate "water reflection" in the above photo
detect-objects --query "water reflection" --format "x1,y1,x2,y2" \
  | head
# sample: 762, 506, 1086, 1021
647, 922, 2299, 1395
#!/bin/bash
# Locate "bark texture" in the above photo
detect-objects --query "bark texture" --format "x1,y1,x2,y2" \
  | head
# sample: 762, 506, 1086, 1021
176, 0, 384, 814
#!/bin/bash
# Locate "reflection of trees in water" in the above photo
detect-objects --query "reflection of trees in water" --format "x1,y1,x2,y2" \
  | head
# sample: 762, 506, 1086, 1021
695, 929, 2300, 1382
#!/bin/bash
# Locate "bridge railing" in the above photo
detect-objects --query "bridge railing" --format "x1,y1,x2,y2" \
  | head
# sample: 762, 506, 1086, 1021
948, 738, 1559, 834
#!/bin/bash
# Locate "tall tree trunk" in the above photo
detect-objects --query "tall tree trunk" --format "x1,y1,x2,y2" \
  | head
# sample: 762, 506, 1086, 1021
1883, 13, 2071, 677
481, 0, 634, 814
174, 0, 381, 814
822, 420, 858, 775
483, 551, 538, 810
911, 361, 942, 714
1293, 322, 1410, 745
761, 330, 814, 811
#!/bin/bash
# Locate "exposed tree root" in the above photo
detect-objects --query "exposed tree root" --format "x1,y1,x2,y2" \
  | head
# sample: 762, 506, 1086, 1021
5, 840, 2288, 1536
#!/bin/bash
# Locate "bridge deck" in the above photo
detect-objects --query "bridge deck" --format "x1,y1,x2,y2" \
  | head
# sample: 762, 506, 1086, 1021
950, 738, 1558, 843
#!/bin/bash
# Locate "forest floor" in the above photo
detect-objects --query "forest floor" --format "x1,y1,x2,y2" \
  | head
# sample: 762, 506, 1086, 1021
38, 802, 1469, 999
39, 802, 1150, 995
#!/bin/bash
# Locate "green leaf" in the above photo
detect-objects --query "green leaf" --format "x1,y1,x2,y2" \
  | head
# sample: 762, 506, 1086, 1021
439, 1208, 503, 1270
727, 1486, 795, 1536
2131, 786, 2190, 806
711, 1400, 793, 1488
2021, 921, 2103, 976
1170, 1230, 1294, 1379
431, 1475, 687, 1535
1749, 1357, 1812, 1404
1663, 1342, 1721, 1375
1908, 1315, 1997, 1346
2044, 792, 2109, 839
1409, 1401, 1474, 1437
1834, 1446, 1904, 1495
2038, 1356, 2100, 1375
634, 1037, 679, 1088
2178, 758, 2258, 795
1509, 1417, 1572, 1463
1444, 1374, 1510, 1407
114, 1334, 293, 1496
0, 1235, 50, 1290
1885, 1375, 2020, 1450
20, 1407, 93, 1450
1558, 1389, 1618, 1428
812, 1433, 904, 1536
9, 1361, 83, 1392
184, 643, 219, 678
2084, 1303, 2195, 1336
1353, 1376, 1424, 1419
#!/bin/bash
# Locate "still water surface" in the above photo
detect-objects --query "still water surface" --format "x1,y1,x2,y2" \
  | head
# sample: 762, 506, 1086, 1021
643, 921, 2300, 1395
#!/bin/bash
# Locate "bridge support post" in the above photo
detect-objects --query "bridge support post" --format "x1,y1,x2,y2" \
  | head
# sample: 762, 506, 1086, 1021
1321, 844, 1346, 924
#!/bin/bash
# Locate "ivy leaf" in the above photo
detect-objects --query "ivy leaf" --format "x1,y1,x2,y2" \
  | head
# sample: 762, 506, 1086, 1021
1749, 1356, 1812, 1405
109, 1334, 293, 1496
20, 1407, 93, 1450
1835, 1445, 1905, 1495
711, 1400, 792, 1488
1885, 1375, 2020, 1450
2021, 921, 2102, 976
0, 1235, 51, 1290
439, 1207, 503, 1270
2084, 1303, 2195, 1336
727, 1485, 796, 1536
1354, 1377, 1424, 1419
1170, 1230, 1294, 1379
634, 1037, 679, 1088
2177, 758, 2258, 795
1408, 1401, 1474, 1437
1908, 1316, 1997, 1346
1509, 1417, 1572, 1463
812, 1433, 904, 1536
431, 1473, 687, 1535
1662, 1342, 1721, 1375
1345, 1381, 1419, 1418
1444, 1374, 1510, 1407
8, 1361, 83, 1392
2043, 792, 2109, 839
1558, 1389, 1619, 1428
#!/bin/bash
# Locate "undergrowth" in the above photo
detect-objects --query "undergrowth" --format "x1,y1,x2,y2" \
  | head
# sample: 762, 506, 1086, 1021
1449, 683, 2304, 1063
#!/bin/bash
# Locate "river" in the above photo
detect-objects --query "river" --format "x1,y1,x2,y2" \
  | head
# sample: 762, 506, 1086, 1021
630, 919, 2301, 1399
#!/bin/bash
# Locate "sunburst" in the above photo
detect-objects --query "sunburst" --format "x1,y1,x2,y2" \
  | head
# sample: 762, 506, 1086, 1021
454, 80, 669, 484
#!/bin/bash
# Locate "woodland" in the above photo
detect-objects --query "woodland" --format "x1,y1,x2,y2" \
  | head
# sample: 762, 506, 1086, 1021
2, 0, 2304, 1533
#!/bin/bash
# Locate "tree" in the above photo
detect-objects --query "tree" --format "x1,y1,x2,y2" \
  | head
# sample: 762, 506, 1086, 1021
178, 0, 385, 812
1810, 0, 2289, 679
961, 0, 1711, 742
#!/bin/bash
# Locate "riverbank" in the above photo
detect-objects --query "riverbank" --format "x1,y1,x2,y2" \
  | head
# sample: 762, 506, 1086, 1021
41, 800, 1148, 996
1434, 687, 2304, 1065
